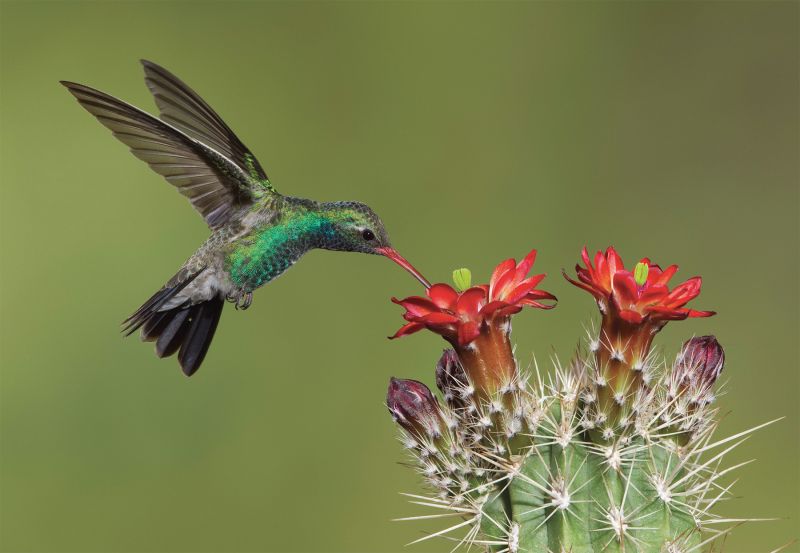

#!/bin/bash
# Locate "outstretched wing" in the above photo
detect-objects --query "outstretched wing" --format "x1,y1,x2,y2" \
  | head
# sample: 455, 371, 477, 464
62, 81, 262, 229
141, 60, 272, 189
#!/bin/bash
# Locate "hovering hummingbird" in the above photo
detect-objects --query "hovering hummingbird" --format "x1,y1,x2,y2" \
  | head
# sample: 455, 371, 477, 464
61, 60, 430, 376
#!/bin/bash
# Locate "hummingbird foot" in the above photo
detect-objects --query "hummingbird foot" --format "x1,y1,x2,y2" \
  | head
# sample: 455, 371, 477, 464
226, 290, 253, 310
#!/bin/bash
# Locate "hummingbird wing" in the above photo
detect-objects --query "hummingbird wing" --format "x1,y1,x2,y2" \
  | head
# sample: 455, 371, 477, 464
62, 81, 261, 229
140, 60, 273, 191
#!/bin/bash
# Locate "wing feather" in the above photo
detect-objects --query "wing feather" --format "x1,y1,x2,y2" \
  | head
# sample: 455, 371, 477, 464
140, 60, 271, 187
62, 81, 258, 229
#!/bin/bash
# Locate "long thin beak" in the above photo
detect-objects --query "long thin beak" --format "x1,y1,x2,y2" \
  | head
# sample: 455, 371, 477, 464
376, 247, 431, 289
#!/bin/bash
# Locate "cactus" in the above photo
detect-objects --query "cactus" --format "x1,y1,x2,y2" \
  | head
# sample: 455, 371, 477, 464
386, 247, 776, 552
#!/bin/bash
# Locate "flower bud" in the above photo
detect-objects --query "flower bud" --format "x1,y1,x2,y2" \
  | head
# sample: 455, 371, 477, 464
676, 335, 725, 391
435, 349, 468, 406
387, 377, 443, 438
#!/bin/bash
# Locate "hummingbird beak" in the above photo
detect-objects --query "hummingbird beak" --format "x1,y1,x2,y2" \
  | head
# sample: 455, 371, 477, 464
376, 247, 431, 289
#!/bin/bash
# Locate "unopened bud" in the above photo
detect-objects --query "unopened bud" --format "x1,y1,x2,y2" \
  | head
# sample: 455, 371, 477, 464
435, 349, 468, 406
387, 377, 443, 438
676, 335, 725, 391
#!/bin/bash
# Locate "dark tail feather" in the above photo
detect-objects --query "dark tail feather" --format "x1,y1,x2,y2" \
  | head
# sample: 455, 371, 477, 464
177, 297, 224, 376
122, 270, 202, 336
155, 307, 191, 358
128, 297, 223, 376
140, 309, 175, 341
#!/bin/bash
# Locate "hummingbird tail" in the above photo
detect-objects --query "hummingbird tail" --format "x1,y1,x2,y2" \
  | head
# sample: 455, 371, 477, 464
122, 270, 224, 376
139, 297, 224, 377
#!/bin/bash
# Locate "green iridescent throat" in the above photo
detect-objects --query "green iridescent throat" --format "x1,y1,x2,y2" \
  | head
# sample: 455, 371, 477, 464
227, 211, 336, 289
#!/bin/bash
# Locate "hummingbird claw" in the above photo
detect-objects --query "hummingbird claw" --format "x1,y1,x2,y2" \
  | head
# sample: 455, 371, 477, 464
226, 290, 253, 310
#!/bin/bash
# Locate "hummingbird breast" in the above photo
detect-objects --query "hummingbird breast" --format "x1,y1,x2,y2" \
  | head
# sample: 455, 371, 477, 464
224, 211, 335, 292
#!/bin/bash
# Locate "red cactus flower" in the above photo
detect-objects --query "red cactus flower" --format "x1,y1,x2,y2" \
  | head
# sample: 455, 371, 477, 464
390, 250, 556, 393
390, 250, 556, 347
564, 246, 715, 324
564, 247, 716, 434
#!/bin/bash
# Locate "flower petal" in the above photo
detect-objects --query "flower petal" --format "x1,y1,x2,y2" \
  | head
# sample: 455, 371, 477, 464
639, 284, 669, 304
456, 287, 487, 320
480, 300, 508, 317
607, 247, 624, 276
612, 271, 639, 310
420, 312, 460, 325
514, 249, 538, 281
427, 283, 459, 310
563, 270, 606, 300
618, 309, 644, 324
665, 277, 703, 307
519, 300, 556, 310
494, 304, 524, 317
505, 274, 547, 305
489, 258, 515, 296
523, 289, 558, 302
490, 269, 516, 302
392, 296, 440, 317
687, 309, 716, 318
580, 246, 592, 271
652, 264, 678, 287
389, 322, 424, 339
594, 250, 607, 286
457, 320, 481, 346
646, 306, 690, 321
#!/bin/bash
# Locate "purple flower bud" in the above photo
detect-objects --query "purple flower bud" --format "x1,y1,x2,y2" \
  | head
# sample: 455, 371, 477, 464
677, 335, 725, 391
387, 377, 443, 438
435, 349, 468, 406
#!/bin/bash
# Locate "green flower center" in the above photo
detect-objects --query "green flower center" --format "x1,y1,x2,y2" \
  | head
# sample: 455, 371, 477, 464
634, 262, 649, 286
452, 268, 472, 292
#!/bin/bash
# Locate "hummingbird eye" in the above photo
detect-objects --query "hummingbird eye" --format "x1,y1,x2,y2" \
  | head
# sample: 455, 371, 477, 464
362, 229, 376, 241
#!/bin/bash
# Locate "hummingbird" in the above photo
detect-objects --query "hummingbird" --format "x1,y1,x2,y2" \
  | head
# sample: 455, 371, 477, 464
61, 60, 430, 376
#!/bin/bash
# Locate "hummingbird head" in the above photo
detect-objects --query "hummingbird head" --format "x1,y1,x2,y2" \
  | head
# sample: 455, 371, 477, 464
319, 201, 430, 288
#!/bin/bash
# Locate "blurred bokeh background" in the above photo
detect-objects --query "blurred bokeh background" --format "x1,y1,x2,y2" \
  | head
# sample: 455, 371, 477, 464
1, 1, 797, 551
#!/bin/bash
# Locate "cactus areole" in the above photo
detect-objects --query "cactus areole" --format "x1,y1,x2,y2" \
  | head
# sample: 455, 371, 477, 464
385, 247, 763, 552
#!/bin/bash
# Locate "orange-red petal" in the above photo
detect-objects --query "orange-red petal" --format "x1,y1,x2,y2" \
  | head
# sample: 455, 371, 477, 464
427, 283, 459, 310
390, 322, 425, 339
456, 287, 487, 319
457, 321, 481, 346
393, 296, 439, 317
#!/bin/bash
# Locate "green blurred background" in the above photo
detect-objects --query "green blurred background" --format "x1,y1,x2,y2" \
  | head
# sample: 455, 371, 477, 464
1, 1, 797, 551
